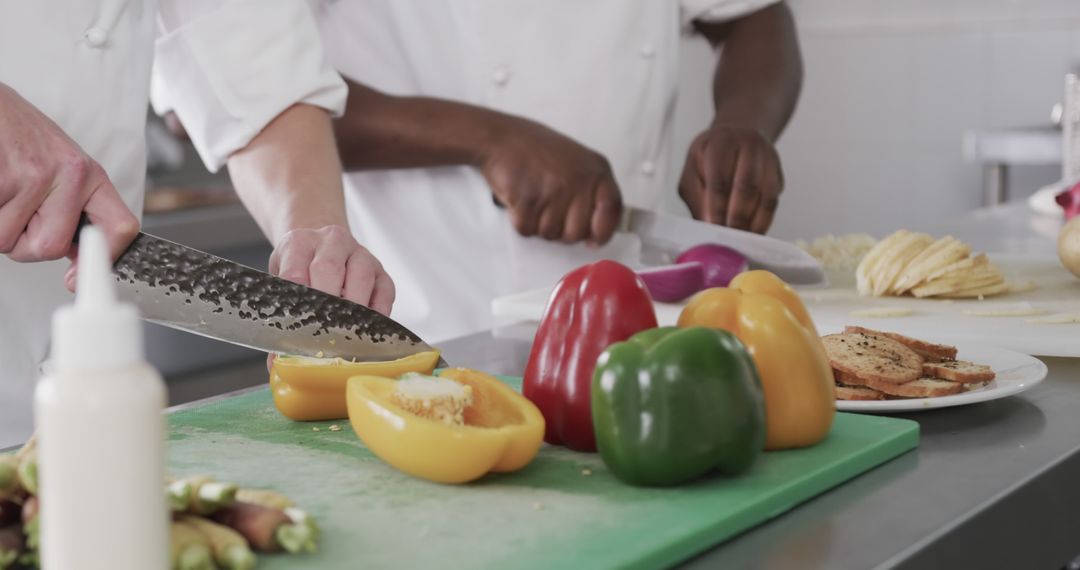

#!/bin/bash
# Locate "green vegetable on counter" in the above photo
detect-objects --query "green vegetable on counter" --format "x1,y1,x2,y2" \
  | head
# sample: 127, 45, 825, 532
170, 519, 215, 570
237, 489, 319, 540
591, 326, 767, 487
182, 515, 256, 570
21, 496, 38, 556
0, 524, 24, 570
176, 476, 237, 516
212, 502, 316, 554
15, 453, 36, 498
0, 457, 18, 500
167, 480, 193, 512
7, 450, 316, 569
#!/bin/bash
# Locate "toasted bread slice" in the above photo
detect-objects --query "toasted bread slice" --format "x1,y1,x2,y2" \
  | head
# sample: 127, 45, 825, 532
842, 326, 958, 362
822, 333, 923, 384
880, 377, 963, 398
835, 385, 885, 401
835, 370, 963, 398
921, 360, 996, 383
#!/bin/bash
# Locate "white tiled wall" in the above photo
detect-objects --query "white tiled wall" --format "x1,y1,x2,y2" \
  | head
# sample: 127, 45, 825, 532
669, 1, 1080, 241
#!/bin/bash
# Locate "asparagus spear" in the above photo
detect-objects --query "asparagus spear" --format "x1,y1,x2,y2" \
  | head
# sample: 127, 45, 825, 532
181, 516, 255, 570
0, 457, 18, 500
0, 525, 24, 570
173, 476, 237, 515
170, 519, 215, 570
236, 489, 319, 540
234, 489, 293, 511
212, 501, 316, 554
21, 496, 38, 553
15, 451, 36, 497
167, 480, 193, 512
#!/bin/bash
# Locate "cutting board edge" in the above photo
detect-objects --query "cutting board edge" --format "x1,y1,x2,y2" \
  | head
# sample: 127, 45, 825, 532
503, 415, 920, 570
621, 417, 920, 570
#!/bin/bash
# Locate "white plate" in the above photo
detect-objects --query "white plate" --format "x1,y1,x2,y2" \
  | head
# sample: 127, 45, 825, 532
836, 341, 1048, 413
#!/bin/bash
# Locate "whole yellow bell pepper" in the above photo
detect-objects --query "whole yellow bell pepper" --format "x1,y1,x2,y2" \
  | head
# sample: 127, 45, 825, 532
270, 351, 441, 421
677, 270, 834, 450
346, 368, 545, 484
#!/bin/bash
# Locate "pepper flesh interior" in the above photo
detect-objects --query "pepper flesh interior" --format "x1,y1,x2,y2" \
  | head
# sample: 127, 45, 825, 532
391, 373, 473, 426
387, 371, 528, 430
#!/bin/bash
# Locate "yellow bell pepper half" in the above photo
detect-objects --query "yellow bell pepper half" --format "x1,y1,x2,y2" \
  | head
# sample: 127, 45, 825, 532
677, 270, 835, 450
346, 368, 545, 484
270, 351, 441, 421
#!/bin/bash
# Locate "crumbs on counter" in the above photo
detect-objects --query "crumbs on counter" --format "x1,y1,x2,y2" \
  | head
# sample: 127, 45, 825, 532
849, 307, 915, 318
1026, 312, 1080, 324
312, 427, 321, 432
962, 303, 1047, 317
581, 468, 593, 477
328, 424, 343, 432
1009, 281, 1039, 294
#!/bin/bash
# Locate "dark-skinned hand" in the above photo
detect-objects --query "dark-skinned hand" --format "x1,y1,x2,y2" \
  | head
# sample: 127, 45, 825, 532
480, 117, 623, 245
678, 124, 783, 234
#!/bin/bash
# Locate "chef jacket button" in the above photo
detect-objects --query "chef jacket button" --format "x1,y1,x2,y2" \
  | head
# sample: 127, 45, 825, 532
641, 161, 656, 176
491, 68, 511, 86
640, 42, 655, 59
85, 27, 108, 48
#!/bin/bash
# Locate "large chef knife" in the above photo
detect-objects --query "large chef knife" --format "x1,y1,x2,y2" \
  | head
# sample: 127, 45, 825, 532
106, 229, 446, 365
618, 207, 825, 285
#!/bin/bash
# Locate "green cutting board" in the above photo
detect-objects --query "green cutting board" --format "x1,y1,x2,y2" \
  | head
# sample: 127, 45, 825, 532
167, 377, 918, 570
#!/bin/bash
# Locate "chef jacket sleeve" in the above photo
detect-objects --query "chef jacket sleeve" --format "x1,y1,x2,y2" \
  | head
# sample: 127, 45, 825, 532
151, 0, 347, 172
679, 0, 782, 30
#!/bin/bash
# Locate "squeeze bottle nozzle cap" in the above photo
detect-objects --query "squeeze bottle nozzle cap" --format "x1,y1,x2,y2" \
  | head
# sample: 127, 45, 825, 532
52, 226, 143, 370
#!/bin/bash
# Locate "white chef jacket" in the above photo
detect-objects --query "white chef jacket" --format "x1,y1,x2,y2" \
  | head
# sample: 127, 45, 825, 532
0, 0, 345, 447
311, 0, 778, 343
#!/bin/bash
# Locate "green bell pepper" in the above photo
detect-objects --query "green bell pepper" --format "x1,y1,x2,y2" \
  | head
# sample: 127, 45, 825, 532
591, 326, 766, 487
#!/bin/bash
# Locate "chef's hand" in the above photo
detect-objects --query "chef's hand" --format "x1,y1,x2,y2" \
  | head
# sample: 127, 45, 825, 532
678, 124, 784, 234
480, 117, 623, 245
269, 224, 395, 315
0, 84, 139, 265
265, 224, 394, 372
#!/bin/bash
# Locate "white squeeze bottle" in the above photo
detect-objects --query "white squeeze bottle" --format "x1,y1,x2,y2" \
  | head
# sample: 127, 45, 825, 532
35, 226, 168, 569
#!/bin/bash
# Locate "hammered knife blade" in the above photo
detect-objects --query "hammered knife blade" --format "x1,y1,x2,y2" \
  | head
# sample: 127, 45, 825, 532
108, 230, 447, 366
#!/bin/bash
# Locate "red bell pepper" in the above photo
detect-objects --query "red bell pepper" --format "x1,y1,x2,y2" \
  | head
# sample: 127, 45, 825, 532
523, 260, 658, 451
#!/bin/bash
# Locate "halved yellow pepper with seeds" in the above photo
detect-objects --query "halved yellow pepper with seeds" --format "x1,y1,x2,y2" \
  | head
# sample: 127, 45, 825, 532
270, 351, 441, 421
346, 368, 545, 484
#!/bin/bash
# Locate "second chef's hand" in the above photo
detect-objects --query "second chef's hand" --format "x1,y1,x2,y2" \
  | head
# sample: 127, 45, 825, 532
679, 2, 802, 235
226, 103, 395, 315
678, 125, 783, 234
223, 103, 395, 372
268, 225, 393, 316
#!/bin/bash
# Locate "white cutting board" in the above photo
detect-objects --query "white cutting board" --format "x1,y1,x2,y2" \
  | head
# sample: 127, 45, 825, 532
491, 254, 1080, 358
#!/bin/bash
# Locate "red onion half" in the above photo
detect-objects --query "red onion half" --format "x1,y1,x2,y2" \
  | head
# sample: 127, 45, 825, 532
1057, 181, 1080, 221
675, 243, 749, 288
636, 262, 705, 303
